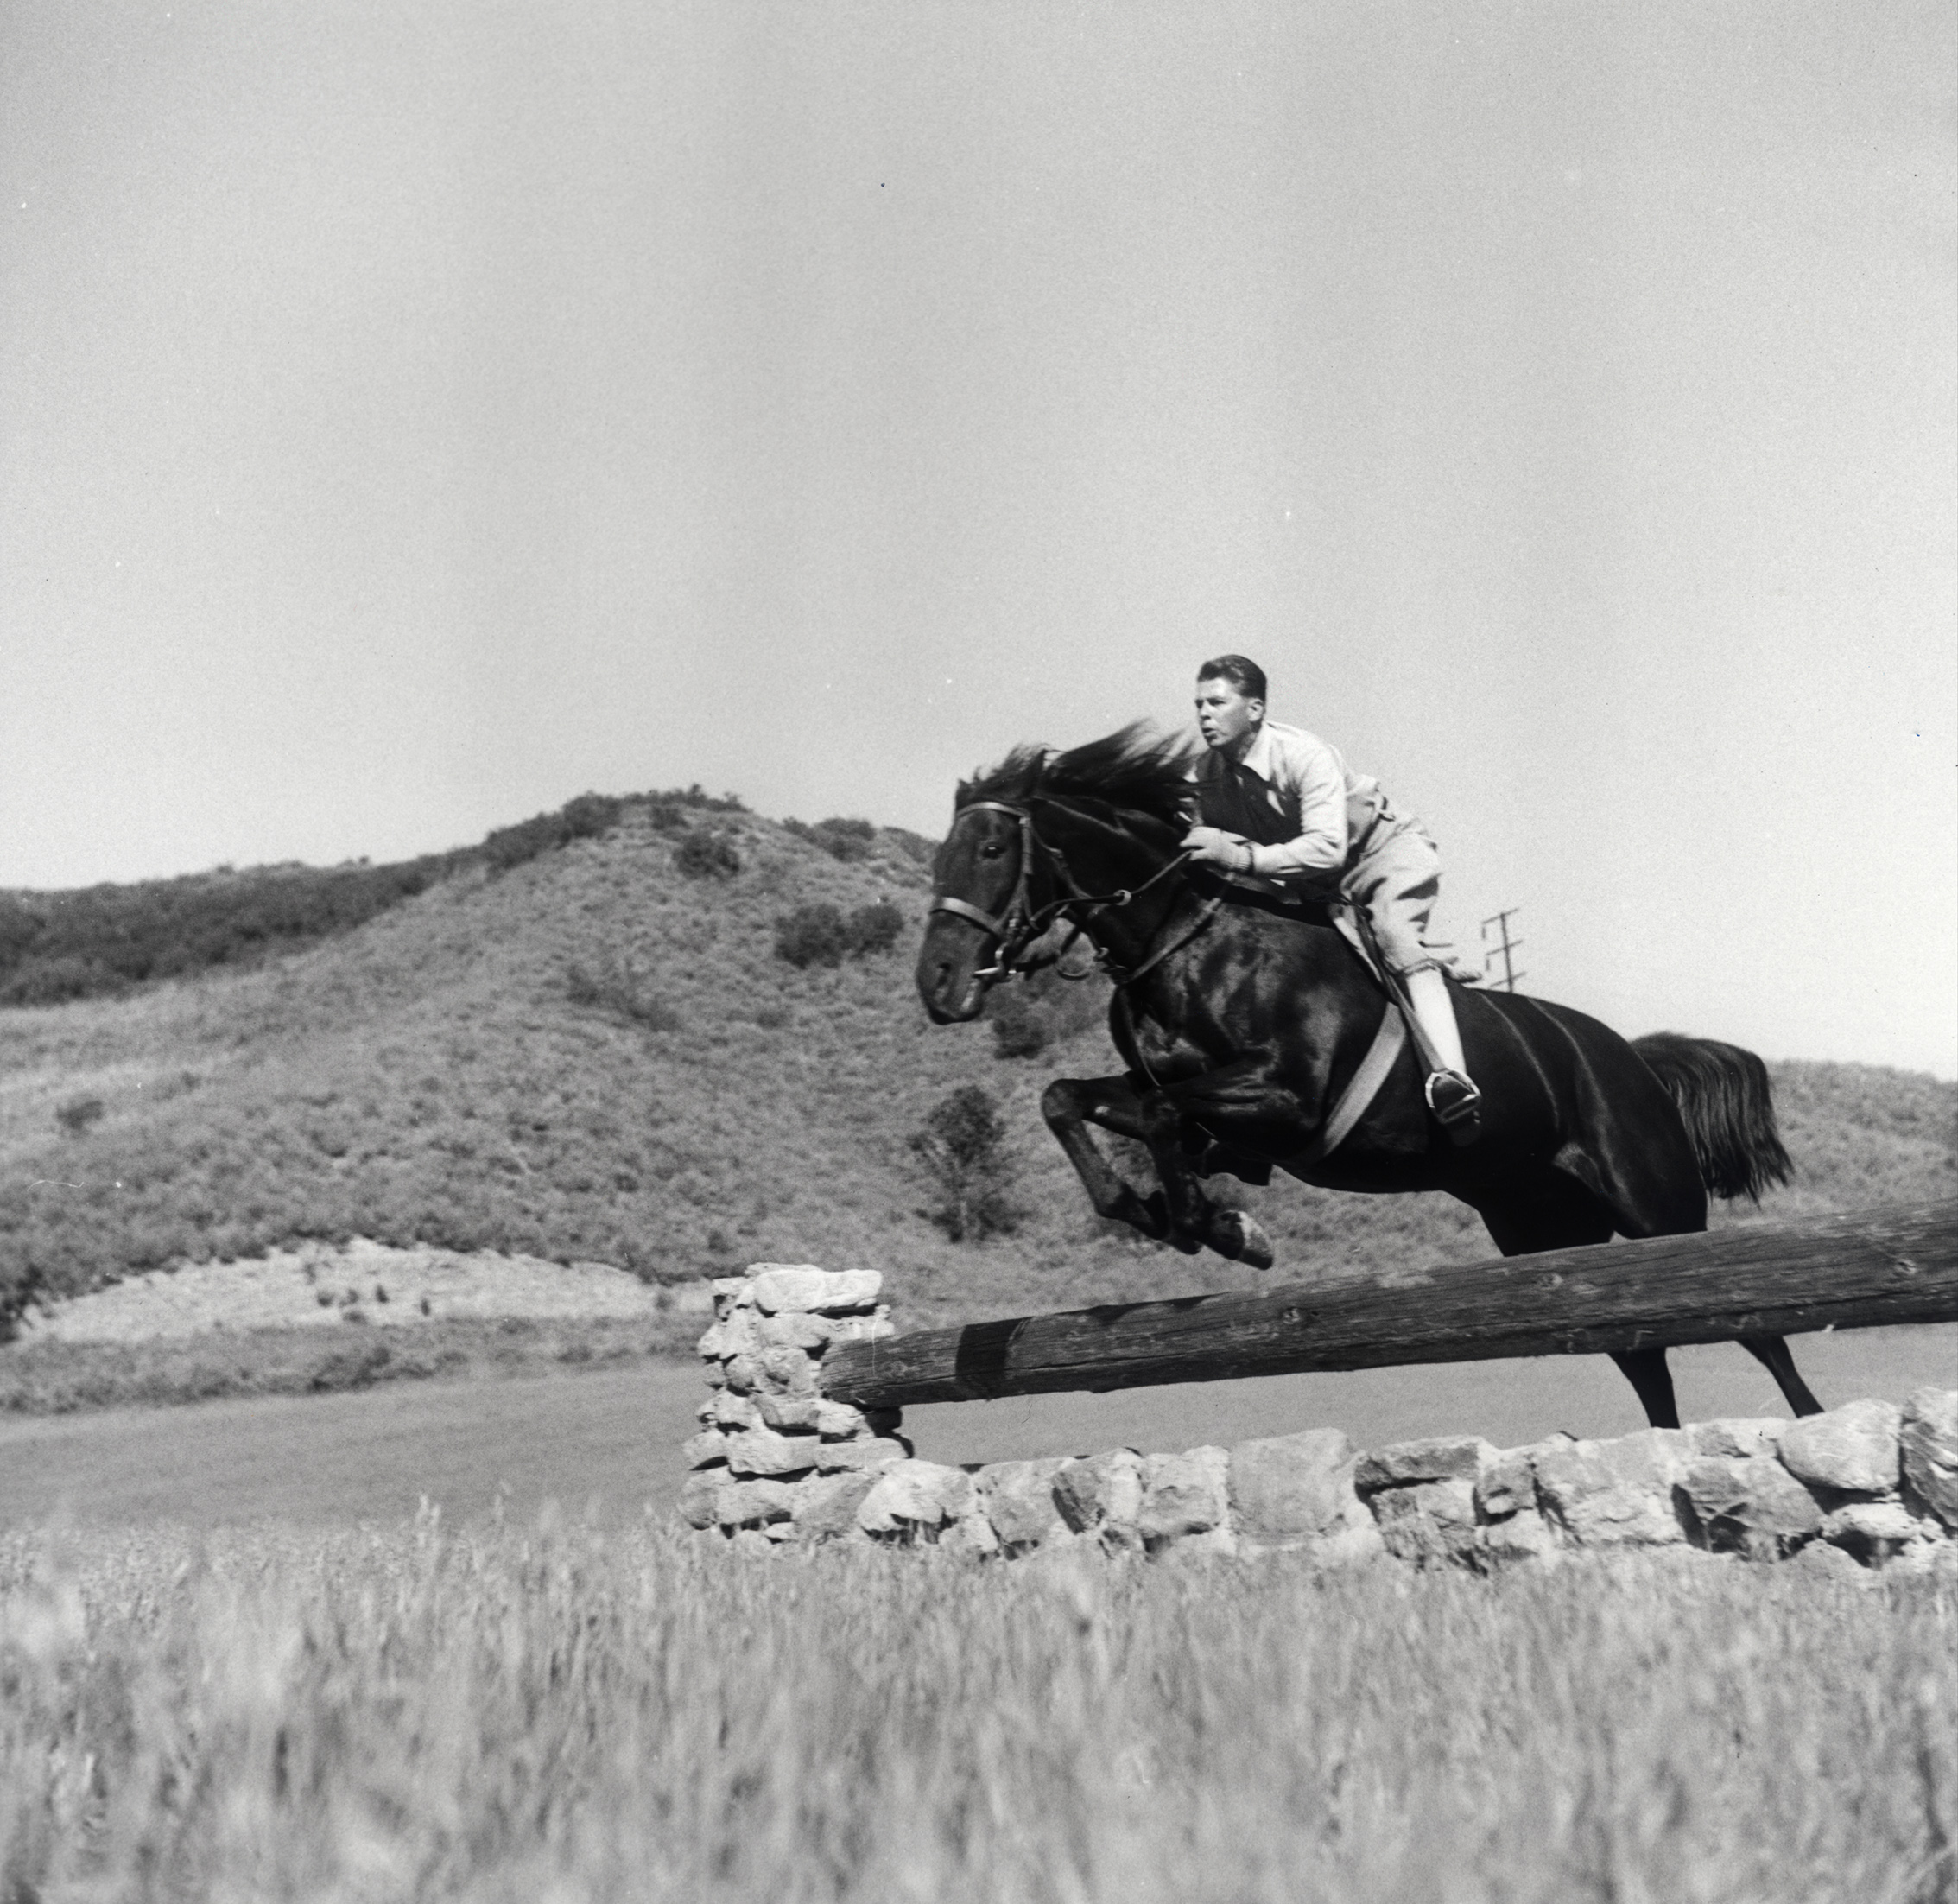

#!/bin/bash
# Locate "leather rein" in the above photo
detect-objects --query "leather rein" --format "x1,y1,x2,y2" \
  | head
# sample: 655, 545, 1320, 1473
928, 799, 1218, 990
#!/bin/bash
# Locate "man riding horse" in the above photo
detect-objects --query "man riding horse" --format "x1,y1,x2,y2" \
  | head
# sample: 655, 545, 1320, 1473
916, 690, 1821, 1430
1179, 655, 1482, 1139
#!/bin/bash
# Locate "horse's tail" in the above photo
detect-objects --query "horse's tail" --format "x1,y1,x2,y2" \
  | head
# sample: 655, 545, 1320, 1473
1631, 1031, 1793, 1203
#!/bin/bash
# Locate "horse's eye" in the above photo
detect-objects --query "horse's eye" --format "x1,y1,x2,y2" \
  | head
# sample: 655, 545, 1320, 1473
979, 842, 1006, 858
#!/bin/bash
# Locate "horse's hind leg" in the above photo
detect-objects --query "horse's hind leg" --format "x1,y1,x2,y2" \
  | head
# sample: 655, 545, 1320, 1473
1740, 1335, 1824, 1417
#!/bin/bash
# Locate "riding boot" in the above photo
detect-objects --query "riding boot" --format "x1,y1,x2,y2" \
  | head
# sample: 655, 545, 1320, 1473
1405, 967, 1482, 1143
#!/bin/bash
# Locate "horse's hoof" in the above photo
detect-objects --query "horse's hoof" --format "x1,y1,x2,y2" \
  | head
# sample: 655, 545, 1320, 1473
1219, 1209, 1275, 1272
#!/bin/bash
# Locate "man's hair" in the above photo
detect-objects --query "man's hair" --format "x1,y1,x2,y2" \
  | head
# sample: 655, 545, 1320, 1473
1197, 654, 1268, 703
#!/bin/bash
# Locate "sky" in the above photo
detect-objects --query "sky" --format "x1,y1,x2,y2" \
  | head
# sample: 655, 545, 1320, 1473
3, 2, 1954, 1076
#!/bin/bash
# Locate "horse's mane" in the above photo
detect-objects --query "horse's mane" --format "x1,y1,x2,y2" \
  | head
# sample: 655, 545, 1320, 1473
956, 722, 1197, 830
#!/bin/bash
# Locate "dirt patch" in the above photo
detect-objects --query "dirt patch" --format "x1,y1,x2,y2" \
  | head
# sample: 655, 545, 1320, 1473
17, 1239, 714, 1345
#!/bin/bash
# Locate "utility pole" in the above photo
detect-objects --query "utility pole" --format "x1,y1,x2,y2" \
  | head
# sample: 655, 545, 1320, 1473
1481, 909, 1525, 993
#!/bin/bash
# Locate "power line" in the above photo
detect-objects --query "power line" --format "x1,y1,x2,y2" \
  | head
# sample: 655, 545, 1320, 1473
1481, 909, 1526, 992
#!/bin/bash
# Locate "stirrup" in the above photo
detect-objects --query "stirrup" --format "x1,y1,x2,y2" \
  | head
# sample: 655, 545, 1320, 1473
1424, 1069, 1483, 1145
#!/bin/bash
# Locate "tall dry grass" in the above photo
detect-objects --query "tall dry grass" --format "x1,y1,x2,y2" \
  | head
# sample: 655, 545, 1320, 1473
2, 1519, 1951, 1902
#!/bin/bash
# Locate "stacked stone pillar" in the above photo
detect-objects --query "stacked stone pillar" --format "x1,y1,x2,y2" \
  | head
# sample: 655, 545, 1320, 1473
678, 1265, 909, 1548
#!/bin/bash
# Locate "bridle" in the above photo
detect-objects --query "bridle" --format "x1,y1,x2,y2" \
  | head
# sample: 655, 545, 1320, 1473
928, 798, 1203, 987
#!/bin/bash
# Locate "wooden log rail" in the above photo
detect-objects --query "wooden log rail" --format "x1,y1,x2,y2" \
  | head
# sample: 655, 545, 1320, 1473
819, 1200, 1958, 1412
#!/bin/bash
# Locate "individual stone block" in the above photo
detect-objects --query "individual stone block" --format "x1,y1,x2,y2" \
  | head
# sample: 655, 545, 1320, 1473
681, 1430, 731, 1470
720, 1354, 763, 1395
677, 1468, 721, 1530
697, 1310, 764, 1361
791, 1470, 879, 1542
1053, 1449, 1147, 1539
1778, 1400, 1902, 1497
813, 1398, 874, 1439
1678, 1454, 1823, 1558
756, 1312, 833, 1351
757, 1393, 824, 1431
939, 1505, 1004, 1559
715, 1478, 796, 1528
700, 1392, 763, 1430
1372, 1478, 1479, 1566
1309, 1520, 1390, 1570
979, 1458, 1071, 1552
1784, 1538, 1871, 1582
1821, 1500, 1925, 1564
1473, 1447, 1537, 1520
1533, 1429, 1689, 1548
1688, 1418, 1786, 1460
1902, 1388, 1958, 1530
748, 1266, 883, 1315
857, 1460, 974, 1535
814, 1437, 910, 1474
1226, 1429, 1361, 1551
724, 1427, 821, 1477
1137, 1447, 1231, 1547
1354, 1436, 1493, 1492
710, 1276, 750, 1315
756, 1348, 820, 1395
1155, 1524, 1240, 1560
1476, 1507, 1559, 1564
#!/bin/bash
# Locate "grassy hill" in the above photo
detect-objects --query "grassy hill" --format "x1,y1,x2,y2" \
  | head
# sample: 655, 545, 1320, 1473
2, 800, 1952, 1342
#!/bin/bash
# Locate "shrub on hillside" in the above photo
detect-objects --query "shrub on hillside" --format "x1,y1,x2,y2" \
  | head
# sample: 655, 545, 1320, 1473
784, 816, 877, 863
986, 986, 1051, 1059
986, 967, 1107, 1061
775, 904, 851, 968
846, 900, 906, 956
482, 794, 624, 873
55, 1095, 105, 1137
909, 1085, 1021, 1241
565, 957, 682, 1032
675, 830, 741, 879
3, 955, 122, 1007
0, 854, 465, 1007
635, 783, 746, 815
774, 900, 906, 968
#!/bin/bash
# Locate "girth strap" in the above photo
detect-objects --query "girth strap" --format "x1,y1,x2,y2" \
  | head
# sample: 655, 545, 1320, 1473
1299, 1002, 1408, 1165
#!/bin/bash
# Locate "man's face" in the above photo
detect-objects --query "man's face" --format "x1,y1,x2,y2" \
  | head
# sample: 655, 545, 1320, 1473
1194, 676, 1263, 753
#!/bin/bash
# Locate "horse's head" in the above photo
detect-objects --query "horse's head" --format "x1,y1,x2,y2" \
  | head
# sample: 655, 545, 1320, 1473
916, 797, 1056, 1022
916, 725, 1197, 1022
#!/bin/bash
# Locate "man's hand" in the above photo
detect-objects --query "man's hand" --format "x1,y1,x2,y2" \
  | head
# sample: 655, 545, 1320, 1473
1181, 827, 1254, 873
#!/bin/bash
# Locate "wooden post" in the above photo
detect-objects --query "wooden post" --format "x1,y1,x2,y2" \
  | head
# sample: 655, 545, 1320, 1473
819, 1200, 1958, 1411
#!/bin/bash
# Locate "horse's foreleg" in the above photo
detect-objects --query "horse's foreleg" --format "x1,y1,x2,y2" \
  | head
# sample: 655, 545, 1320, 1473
1041, 1076, 1171, 1241
1041, 1076, 1274, 1267
1124, 1088, 1275, 1268
1740, 1336, 1825, 1418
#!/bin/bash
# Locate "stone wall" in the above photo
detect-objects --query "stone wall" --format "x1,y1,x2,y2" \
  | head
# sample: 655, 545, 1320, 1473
681, 1265, 1958, 1573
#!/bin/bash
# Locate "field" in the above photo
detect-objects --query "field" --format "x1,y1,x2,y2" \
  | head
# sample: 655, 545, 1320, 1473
2, 803, 1953, 1902
1, 1520, 1951, 1904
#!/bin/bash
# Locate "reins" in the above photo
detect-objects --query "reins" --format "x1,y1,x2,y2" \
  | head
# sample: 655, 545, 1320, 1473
928, 798, 1210, 989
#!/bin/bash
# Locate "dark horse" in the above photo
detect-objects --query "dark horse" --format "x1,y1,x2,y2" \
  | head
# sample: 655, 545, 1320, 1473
916, 725, 1823, 1431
